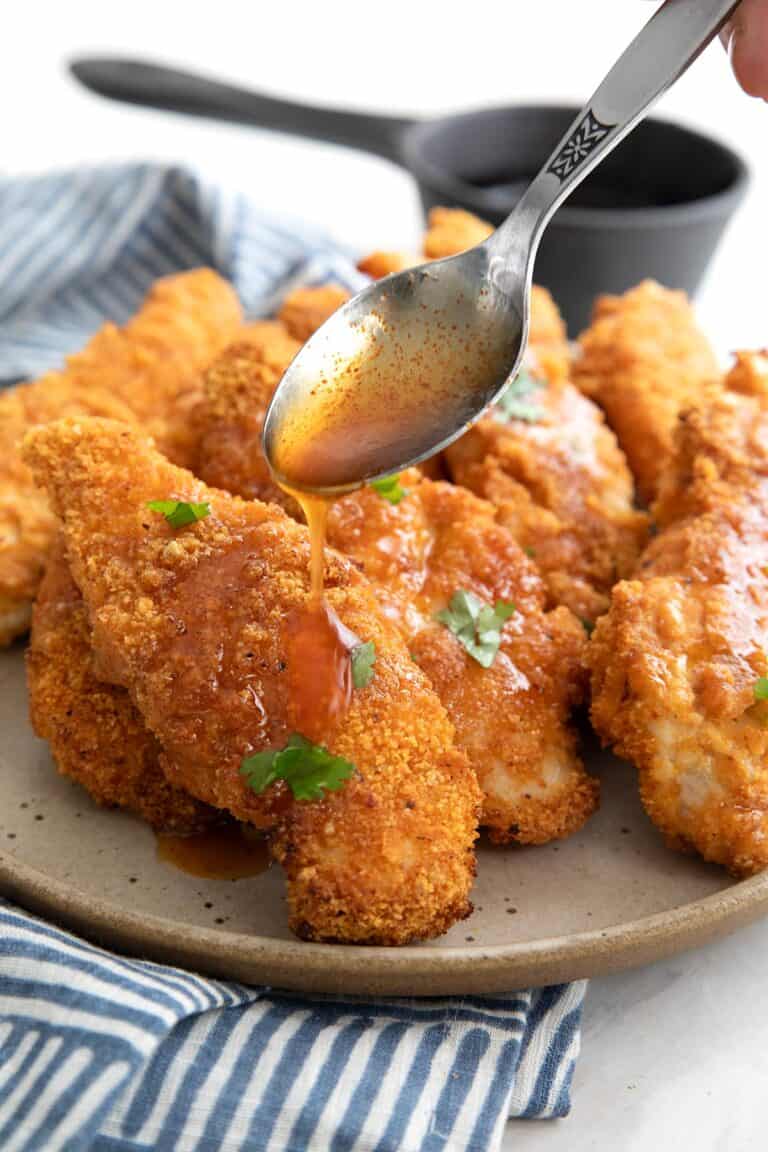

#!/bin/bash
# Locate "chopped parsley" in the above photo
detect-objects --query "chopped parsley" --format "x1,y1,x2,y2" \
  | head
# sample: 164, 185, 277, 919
754, 678, 768, 701
435, 590, 516, 668
494, 369, 544, 424
370, 474, 409, 505
350, 640, 376, 689
240, 734, 355, 802
146, 499, 210, 529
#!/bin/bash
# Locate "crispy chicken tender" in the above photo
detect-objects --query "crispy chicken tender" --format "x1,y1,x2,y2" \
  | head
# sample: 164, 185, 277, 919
0, 270, 243, 647
277, 285, 350, 343
574, 280, 720, 502
446, 375, 648, 621
590, 369, 768, 876
27, 539, 216, 833
325, 473, 597, 844
24, 418, 479, 944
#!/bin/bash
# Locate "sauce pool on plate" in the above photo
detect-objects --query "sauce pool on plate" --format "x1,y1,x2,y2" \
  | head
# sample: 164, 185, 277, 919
157, 824, 271, 881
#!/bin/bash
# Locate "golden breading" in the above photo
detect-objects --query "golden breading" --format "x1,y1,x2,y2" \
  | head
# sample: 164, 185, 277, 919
573, 280, 720, 502
326, 472, 598, 844
446, 376, 648, 621
590, 373, 768, 876
27, 539, 216, 833
24, 418, 479, 945
277, 285, 350, 343
0, 269, 243, 647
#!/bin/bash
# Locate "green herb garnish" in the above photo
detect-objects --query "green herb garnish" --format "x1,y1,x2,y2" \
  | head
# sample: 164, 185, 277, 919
435, 590, 516, 668
147, 499, 210, 529
580, 618, 595, 636
754, 678, 768, 701
240, 734, 355, 802
370, 474, 409, 505
495, 369, 544, 424
350, 641, 376, 689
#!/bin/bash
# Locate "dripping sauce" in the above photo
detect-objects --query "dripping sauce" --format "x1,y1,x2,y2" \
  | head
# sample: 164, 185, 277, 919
280, 489, 358, 744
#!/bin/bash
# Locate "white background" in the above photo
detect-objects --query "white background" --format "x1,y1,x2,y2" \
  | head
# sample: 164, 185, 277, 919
3, 2, 768, 1148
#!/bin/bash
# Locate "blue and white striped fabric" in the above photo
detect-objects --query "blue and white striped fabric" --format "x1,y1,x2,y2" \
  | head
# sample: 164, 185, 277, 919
0, 164, 586, 1151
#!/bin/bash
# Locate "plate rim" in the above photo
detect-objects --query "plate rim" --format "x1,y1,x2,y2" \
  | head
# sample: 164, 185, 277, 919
3, 846, 767, 995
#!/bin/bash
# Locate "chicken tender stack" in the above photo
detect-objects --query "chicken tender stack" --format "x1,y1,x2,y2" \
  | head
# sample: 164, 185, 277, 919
25, 418, 479, 944
196, 342, 598, 844
590, 353, 768, 875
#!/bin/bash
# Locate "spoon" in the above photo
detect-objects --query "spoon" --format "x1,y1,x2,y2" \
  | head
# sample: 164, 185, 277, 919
263, 0, 739, 495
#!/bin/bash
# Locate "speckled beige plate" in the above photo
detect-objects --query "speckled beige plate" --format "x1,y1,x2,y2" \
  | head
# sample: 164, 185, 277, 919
3, 645, 768, 995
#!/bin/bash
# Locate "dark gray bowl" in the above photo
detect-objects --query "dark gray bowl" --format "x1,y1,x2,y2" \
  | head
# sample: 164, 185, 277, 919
404, 106, 750, 331
70, 59, 750, 333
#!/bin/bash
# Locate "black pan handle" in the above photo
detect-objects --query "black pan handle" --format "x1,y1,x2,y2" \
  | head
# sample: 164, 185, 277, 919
69, 57, 413, 164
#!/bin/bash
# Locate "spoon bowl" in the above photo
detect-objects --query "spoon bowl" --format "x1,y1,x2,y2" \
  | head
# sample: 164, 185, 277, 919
263, 247, 523, 493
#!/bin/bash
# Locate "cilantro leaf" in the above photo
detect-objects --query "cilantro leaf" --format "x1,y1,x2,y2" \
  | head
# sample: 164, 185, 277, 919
754, 678, 768, 701
495, 369, 544, 424
147, 499, 210, 529
350, 640, 376, 689
240, 733, 355, 802
370, 474, 409, 505
436, 590, 516, 668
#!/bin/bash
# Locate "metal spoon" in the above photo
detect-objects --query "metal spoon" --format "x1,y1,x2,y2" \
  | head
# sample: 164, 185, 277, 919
263, 0, 738, 495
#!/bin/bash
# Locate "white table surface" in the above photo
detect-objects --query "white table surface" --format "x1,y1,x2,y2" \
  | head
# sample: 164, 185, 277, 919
4, 2, 768, 1147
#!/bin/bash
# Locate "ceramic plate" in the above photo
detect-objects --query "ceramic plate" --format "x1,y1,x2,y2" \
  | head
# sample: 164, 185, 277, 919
2, 646, 767, 995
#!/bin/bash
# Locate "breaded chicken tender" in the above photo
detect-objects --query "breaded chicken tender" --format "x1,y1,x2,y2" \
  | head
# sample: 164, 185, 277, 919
325, 473, 597, 844
0, 270, 243, 647
590, 367, 768, 875
27, 539, 216, 833
446, 374, 648, 621
574, 280, 720, 502
25, 418, 479, 944
277, 285, 350, 343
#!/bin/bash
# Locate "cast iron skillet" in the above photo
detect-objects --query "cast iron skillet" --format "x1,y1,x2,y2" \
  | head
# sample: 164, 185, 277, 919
70, 57, 749, 333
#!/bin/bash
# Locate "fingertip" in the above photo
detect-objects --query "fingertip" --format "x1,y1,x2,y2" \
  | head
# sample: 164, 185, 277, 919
728, 5, 768, 99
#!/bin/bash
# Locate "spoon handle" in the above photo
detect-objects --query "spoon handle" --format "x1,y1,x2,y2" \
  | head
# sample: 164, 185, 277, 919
489, 0, 739, 274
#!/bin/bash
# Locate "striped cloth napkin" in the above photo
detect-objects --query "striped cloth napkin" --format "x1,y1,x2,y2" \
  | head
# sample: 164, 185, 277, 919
0, 164, 586, 1152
